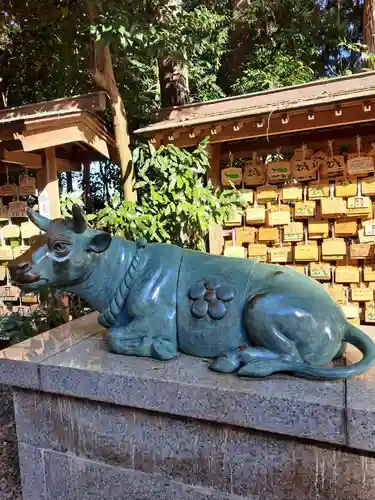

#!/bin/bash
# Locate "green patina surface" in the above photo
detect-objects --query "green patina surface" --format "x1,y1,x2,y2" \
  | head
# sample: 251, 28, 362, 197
6, 205, 375, 381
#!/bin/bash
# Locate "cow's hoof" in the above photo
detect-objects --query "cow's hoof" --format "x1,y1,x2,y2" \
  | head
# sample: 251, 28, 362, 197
152, 338, 178, 361
210, 351, 241, 373
108, 329, 153, 357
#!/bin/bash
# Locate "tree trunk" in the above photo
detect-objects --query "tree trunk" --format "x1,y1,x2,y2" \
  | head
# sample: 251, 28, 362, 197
218, 0, 251, 93
363, 0, 375, 69
87, 0, 136, 202
82, 160, 93, 213
66, 171, 73, 192
99, 161, 110, 203
0, 50, 9, 109
157, 0, 189, 108
158, 56, 189, 107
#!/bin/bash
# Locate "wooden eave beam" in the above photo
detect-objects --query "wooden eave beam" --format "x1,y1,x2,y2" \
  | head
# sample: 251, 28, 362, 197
0, 140, 23, 151
55, 158, 82, 173
152, 98, 375, 148
57, 149, 112, 163
3, 150, 43, 168
153, 72, 375, 124
55, 140, 116, 164
0, 122, 24, 143
0, 150, 81, 172
220, 122, 375, 160
18, 112, 117, 163
0, 93, 107, 123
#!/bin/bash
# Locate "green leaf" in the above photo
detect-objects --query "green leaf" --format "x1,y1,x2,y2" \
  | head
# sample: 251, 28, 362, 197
133, 181, 147, 189
132, 147, 140, 164
60, 7, 69, 18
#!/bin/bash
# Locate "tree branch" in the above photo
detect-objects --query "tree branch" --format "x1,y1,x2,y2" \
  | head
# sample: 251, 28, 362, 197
89, 67, 108, 92
86, 0, 135, 201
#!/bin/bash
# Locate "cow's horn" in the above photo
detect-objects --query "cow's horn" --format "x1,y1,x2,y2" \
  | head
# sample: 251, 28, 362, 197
72, 204, 87, 233
27, 208, 51, 232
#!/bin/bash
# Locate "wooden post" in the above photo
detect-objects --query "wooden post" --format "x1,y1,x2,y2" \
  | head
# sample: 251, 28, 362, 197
36, 147, 61, 219
206, 142, 223, 255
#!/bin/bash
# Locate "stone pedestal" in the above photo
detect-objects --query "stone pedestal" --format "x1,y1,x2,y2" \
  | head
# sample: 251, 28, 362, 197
2, 312, 375, 499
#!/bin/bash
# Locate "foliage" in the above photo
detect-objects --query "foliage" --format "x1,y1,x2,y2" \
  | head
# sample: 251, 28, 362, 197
94, 139, 241, 251
60, 161, 122, 214
60, 190, 85, 217
2, 0, 363, 126
0, 1, 231, 129
340, 40, 375, 71
86, 161, 122, 210
226, 0, 363, 94
0, 1, 92, 106
232, 52, 315, 94
0, 292, 91, 345
88, 3, 231, 117
0, 0, 368, 133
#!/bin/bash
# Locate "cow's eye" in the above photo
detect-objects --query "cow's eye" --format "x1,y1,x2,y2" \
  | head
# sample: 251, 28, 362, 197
53, 242, 69, 256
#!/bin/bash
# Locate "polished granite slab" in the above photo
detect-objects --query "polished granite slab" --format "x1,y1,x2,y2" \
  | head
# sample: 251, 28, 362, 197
0, 311, 349, 446
0, 312, 103, 389
3, 312, 375, 450
345, 325, 375, 452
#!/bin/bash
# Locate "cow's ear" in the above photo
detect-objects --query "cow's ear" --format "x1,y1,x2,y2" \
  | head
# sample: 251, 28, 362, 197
88, 232, 112, 253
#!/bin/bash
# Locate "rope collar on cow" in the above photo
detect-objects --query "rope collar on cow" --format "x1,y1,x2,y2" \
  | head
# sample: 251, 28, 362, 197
98, 238, 147, 328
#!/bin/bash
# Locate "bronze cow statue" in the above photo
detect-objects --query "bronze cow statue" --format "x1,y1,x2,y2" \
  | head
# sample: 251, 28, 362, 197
7, 205, 375, 380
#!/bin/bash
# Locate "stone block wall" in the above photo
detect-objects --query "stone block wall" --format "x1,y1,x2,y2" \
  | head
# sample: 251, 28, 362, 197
13, 388, 375, 500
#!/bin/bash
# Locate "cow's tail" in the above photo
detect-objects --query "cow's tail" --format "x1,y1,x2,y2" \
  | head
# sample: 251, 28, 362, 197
287, 324, 375, 380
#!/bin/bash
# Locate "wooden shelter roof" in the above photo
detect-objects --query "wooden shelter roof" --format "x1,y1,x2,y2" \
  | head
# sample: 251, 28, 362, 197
0, 92, 117, 172
134, 72, 375, 148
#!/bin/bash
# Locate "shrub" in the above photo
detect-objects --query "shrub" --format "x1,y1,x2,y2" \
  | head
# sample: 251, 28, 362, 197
95, 139, 240, 251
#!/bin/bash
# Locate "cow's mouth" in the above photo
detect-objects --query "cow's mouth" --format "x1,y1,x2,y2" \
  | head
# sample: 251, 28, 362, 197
11, 271, 45, 286
16, 273, 41, 284
13, 278, 49, 292
7, 261, 45, 287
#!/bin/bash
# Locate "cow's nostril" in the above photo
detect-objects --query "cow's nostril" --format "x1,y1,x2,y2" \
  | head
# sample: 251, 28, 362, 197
7, 260, 40, 284
9, 261, 31, 274
18, 262, 31, 272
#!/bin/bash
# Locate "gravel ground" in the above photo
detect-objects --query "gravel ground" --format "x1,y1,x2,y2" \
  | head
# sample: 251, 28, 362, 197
0, 386, 21, 500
